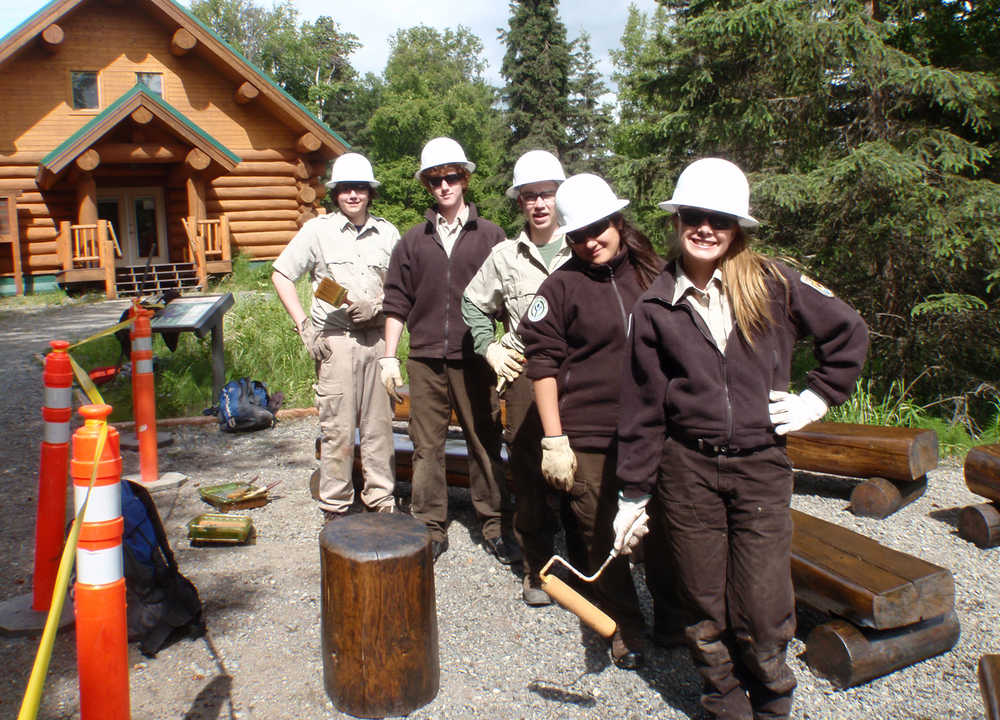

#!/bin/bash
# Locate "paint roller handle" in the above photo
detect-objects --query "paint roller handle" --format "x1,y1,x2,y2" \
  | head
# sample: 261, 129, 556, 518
613, 492, 651, 555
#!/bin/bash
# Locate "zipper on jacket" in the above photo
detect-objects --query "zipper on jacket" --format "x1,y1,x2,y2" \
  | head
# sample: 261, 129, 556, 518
722, 354, 734, 445
608, 266, 628, 330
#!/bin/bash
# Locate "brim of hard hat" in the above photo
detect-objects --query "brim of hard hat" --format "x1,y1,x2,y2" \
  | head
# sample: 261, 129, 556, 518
657, 200, 758, 228
556, 199, 630, 237
414, 161, 476, 180
325, 179, 381, 189
504, 179, 563, 200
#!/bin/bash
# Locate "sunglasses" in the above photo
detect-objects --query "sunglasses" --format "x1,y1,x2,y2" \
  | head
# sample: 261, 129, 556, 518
338, 182, 370, 194
677, 208, 738, 231
519, 190, 556, 204
426, 173, 464, 188
566, 217, 611, 246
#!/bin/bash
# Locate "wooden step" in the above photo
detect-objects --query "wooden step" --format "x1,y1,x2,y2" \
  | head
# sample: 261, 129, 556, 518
115, 263, 200, 297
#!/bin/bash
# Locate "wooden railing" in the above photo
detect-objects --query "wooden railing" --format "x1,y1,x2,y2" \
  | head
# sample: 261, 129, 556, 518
56, 219, 119, 299
182, 214, 230, 288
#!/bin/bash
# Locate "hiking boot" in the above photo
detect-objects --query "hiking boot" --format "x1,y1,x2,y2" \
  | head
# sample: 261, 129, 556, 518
611, 627, 645, 670
322, 510, 349, 524
522, 574, 553, 607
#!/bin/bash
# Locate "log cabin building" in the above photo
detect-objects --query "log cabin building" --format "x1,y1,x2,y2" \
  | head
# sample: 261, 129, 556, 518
0, 0, 348, 297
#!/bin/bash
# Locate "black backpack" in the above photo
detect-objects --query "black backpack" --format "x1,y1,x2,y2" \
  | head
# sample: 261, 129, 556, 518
121, 479, 205, 657
208, 377, 283, 432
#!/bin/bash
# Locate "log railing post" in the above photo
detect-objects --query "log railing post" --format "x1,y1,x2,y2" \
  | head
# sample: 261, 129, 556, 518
57, 220, 72, 270
98, 220, 117, 299
219, 214, 231, 261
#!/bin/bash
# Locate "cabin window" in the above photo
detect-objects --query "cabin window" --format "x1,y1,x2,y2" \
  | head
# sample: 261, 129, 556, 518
136, 72, 163, 95
71, 71, 98, 109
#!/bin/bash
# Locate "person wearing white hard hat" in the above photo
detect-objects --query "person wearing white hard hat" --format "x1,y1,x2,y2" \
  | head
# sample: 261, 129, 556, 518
271, 152, 401, 520
519, 173, 663, 668
613, 158, 869, 719
381, 137, 520, 565
461, 150, 581, 606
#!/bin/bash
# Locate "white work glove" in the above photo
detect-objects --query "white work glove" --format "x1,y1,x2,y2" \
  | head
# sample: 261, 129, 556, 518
346, 299, 377, 324
613, 493, 651, 555
540, 435, 577, 492
484, 341, 525, 383
378, 356, 403, 403
298, 318, 332, 362
768, 388, 828, 435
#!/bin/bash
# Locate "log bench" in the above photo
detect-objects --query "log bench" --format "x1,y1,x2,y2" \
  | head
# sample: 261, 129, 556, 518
981, 654, 1000, 720
792, 509, 959, 687
788, 422, 939, 518
959, 444, 1000, 548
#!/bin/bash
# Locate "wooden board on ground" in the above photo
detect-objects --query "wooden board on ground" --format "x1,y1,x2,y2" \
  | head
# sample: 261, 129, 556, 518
791, 509, 954, 630
788, 422, 938, 483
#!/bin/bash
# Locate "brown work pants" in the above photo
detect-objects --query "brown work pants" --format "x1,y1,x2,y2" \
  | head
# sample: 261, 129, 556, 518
658, 438, 797, 720
504, 374, 583, 577
406, 356, 506, 543
571, 446, 645, 643
315, 328, 395, 514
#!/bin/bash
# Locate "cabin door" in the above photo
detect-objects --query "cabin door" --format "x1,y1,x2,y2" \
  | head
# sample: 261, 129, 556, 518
96, 187, 168, 266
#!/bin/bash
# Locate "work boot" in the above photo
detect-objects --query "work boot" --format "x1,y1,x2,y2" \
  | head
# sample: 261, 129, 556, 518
522, 574, 553, 607
611, 627, 645, 670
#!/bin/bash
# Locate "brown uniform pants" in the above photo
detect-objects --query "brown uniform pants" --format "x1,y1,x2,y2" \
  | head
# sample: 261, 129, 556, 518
658, 438, 797, 720
406, 356, 506, 543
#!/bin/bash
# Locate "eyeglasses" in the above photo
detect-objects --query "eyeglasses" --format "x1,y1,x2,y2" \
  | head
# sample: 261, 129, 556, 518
677, 208, 738, 231
426, 173, 464, 188
566, 217, 611, 246
338, 182, 370, 194
519, 190, 556, 205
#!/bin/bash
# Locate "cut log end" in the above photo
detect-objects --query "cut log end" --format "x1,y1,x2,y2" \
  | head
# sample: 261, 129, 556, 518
850, 476, 926, 519
980, 654, 1000, 720
958, 503, 1000, 549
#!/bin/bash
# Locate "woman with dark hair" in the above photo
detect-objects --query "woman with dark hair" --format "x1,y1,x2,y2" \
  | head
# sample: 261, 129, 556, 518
519, 173, 664, 669
613, 158, 868, 719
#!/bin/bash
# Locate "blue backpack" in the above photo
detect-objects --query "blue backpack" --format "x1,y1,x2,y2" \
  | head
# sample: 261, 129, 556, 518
121, 479, 204, 657
213, 377, 282, 432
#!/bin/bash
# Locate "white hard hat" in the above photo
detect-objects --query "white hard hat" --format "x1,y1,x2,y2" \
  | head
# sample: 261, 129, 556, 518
325, 153, 380, 188
658, 157, 758, 228
554, 174, 629, 236
505, 150, 566, 199
414, 137, 476, 179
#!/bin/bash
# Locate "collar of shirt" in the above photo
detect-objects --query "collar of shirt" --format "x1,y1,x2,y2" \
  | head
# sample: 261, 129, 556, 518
436, 205, 469, 238
334, 211, 379, 237
672, 264, 725, 304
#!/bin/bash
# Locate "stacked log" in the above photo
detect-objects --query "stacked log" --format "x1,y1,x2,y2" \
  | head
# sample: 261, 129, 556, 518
0, 160, 73, 274
959, 445, 1000, 548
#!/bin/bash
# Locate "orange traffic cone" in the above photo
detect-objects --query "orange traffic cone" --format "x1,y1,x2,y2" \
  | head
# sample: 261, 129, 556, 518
130, 307, 158, 484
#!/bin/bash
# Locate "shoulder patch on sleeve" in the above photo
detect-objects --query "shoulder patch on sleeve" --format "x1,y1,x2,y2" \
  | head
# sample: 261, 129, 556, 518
800, 274, 834, 297
527, 295, 549, 322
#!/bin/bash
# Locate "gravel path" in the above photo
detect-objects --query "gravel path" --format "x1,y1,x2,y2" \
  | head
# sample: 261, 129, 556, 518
0, 299, 997, 720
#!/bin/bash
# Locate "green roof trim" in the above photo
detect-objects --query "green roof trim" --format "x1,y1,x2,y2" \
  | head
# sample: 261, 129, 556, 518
41, 83, 240, 170
175, 3, 351, 150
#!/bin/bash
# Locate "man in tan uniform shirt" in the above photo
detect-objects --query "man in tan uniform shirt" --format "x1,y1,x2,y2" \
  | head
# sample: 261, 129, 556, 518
272, 153, 400, 519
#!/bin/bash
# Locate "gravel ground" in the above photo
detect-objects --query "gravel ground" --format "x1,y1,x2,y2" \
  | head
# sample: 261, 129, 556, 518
0, 299, 997, 720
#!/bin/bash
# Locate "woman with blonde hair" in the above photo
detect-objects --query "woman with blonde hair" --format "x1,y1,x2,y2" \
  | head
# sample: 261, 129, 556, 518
613, 158, 868, 718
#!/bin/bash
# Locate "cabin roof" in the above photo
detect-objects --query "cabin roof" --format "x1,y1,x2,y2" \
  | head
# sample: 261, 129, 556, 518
0, 0, 350, 156
40, 83, 241, 179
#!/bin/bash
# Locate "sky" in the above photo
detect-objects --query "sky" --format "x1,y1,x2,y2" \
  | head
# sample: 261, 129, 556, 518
0, 0, 660, 89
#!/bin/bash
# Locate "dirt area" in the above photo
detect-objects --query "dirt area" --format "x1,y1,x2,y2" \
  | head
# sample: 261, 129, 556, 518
1, 299, 998, 719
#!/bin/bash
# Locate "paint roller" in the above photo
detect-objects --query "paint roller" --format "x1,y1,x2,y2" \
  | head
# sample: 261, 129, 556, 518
539, 549, 619, 638
539, 506, 648, 638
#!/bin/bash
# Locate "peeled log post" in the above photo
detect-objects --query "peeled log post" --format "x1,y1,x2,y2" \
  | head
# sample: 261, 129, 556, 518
232, 243, 289, 258
964, 444, 1000, 503
805, 612, 960, 689
207, 186, 298, 200
320, 513, 439, 717
75, 149, 100, 173
788, 423, 938, 483
40, 24, 63, 52
228, 220, 297, 233
981, 655, 1000, 720
850, 476, 927, 519
170, 27, 197, 56
296, 132, 321, 154
231, 230, 296, 245
185, 148, 211, 172
211, 175, 295, 188
231, 161, 299, 175
206, 198, 299, 212
958, 503, 1000, 549
234, 81, 259, 105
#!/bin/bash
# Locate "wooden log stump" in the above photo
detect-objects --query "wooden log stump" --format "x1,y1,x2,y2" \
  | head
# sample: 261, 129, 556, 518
850, 476, 927, 519
959, 503, 1000, 548
965, 444, 1000, 503
980, 654, 1000, 720
320, 513, 438, 718
805, 611, 960, 688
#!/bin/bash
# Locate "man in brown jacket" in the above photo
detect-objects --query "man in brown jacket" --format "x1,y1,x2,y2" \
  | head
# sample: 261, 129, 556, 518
380, 137, 520, 565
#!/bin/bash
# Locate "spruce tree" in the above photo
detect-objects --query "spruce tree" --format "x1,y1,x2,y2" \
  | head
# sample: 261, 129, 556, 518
611, 0, 1000, 411
564, 32, 612, 175
500, 0, 572, 164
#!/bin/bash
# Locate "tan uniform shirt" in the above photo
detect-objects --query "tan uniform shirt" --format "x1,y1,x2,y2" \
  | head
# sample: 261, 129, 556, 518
463, 230, 572, 354
673, 265, 733, 353
272, 211, 400, 331
436, 205, 469, 257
